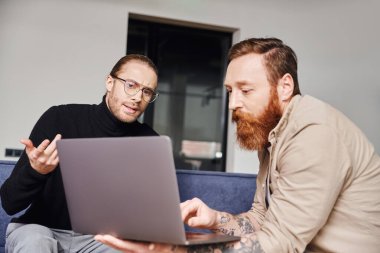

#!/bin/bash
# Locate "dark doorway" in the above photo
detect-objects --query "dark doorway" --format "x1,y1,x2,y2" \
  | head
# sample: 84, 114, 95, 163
127, 17, 232, 171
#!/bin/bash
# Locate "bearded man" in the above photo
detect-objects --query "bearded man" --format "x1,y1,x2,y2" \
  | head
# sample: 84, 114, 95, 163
95, 38, 380, 253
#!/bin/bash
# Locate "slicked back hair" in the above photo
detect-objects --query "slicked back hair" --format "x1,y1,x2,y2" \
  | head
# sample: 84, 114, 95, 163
110, 54, 158, 78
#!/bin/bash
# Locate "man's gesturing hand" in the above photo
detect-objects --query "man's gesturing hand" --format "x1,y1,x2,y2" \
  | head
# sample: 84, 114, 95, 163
21, 134, 62, 174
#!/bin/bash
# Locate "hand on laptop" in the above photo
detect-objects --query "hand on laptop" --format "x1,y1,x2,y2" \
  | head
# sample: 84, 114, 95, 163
94, 198, 243, 252
94, 234, 184, 253
21, 134, 62, 174
180, 197, 219, 229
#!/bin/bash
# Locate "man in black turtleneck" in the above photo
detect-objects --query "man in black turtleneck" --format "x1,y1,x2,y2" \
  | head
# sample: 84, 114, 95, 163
0, 54, 159, 253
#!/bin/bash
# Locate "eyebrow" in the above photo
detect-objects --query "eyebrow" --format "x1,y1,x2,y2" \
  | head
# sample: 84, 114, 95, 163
224, 80, 255, 88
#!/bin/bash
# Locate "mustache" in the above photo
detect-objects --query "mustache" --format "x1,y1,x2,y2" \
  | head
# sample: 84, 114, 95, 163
232, 110, 266, 127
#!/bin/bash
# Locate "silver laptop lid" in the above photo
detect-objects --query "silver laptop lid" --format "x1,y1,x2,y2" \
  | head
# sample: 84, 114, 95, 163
57, 136, 187, 244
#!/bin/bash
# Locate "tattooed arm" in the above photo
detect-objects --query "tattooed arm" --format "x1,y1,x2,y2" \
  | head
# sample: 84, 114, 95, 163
210, 211, 260, 236
181, 198, 261, 237
187, 235, 264, 253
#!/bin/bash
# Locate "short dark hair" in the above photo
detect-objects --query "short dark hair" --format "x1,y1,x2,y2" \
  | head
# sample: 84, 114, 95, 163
110, 54, 158, 77
228, 38, 300, 96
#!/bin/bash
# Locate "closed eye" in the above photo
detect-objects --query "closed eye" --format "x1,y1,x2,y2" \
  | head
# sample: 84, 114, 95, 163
242, 89, 253, 94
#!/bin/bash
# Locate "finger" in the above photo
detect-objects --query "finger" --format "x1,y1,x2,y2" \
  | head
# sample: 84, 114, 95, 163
181, 206, 192, 222
50, 149, 59, 162
20, 139, 35, 154
148, 243, 155, 251
29, 139, 51, 162
47, 149, 59, 166
51, 156, 59, 167
148, 243, 173, 252
187, 216, 208, 228
21, 139, 43, 161
44, 134, 62, 154
179, 199, 191, 209
95, 235, 129, 251
35, 139, 51, 154
95, 235, 146, 252
180, 198, 197, 212
180, 200, 195, 218
181, 199, 200, 222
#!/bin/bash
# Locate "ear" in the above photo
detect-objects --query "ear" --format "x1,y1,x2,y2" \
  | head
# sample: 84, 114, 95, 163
277, 73, 294, 102
106, 75, 114, 92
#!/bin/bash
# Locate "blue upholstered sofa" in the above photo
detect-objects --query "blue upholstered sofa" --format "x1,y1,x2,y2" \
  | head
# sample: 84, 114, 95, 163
0, 160, 257, 253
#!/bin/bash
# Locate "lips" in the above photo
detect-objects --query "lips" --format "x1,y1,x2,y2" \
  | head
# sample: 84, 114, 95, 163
123, 104, 139, 115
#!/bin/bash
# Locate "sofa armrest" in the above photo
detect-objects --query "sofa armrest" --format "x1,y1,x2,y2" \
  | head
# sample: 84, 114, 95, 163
0, 160, 17, 253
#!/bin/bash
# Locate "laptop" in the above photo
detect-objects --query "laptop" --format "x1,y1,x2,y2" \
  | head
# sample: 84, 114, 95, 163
57, 136, 240, 245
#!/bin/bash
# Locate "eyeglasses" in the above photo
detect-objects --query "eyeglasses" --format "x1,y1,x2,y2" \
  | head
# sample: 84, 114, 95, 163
112, 76, 159, 103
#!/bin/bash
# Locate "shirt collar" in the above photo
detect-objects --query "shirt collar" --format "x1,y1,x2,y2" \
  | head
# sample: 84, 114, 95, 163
268, 94, 302, 144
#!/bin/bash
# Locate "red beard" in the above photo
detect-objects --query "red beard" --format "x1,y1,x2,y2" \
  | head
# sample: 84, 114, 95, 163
232, 87, 283, 151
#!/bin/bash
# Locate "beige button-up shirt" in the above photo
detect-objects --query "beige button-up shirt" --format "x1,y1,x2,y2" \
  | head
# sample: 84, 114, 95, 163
250, 95, 380, 252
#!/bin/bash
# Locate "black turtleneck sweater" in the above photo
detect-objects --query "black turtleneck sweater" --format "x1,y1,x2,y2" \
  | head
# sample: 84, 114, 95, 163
0, 96, 158, 230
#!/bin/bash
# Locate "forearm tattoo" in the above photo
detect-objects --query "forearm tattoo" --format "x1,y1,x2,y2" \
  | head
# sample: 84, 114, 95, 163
235, 216, 255, 234
212, 214, 255, 236
187, 237, 264, 253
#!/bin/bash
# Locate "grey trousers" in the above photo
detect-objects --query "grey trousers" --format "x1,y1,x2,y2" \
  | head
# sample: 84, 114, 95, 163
5, 223, 120, 253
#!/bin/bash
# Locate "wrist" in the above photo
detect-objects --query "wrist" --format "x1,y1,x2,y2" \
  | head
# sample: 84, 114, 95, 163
212, 211, 234, 231
211, 211, 223, 229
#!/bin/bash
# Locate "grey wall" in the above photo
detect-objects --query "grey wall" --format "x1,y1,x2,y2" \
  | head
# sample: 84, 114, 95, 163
1, 0, 379, 173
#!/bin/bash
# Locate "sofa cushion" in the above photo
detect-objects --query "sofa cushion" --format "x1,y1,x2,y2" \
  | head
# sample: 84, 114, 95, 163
176, 169, 257, 232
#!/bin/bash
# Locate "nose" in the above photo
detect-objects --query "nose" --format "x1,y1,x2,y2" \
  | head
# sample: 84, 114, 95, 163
228, 90, 242, 110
